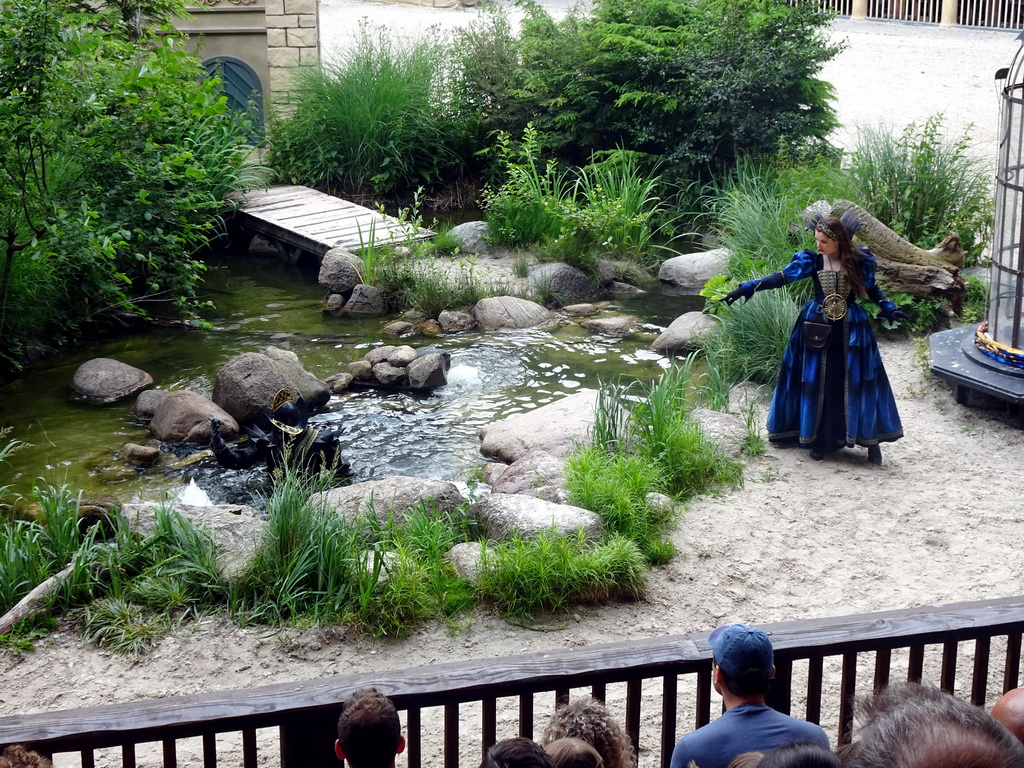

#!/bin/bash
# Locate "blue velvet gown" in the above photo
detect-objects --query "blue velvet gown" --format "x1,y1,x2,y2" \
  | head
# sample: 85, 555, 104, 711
752, 249, 903, 454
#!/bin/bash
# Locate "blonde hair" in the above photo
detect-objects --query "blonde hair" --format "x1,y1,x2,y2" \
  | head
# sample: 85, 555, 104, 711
727, 752, 765, 768
545, 738, 604, 768
541, 697, 635, 768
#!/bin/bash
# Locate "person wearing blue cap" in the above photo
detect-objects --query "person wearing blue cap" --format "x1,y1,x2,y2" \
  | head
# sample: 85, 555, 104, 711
669, 623, 830, 768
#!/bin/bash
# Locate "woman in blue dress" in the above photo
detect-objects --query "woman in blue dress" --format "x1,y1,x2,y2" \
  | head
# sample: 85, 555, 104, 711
722, 214, 907, 465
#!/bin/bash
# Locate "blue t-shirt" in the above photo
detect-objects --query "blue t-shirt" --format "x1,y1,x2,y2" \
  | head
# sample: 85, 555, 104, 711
669, 703, 830, 768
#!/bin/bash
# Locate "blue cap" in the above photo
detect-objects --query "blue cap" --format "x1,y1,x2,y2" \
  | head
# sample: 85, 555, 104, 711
708, 623, 774, 680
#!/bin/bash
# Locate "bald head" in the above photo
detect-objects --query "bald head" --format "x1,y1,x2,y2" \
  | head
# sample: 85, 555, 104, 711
992, 689, 1024, 744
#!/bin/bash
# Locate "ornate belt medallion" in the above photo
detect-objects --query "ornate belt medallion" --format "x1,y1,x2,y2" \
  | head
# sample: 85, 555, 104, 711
818, 270, 849, 321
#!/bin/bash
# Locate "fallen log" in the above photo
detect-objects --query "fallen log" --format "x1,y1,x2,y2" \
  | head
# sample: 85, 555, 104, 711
0, 558, 76, 636
831, 199, 966, 270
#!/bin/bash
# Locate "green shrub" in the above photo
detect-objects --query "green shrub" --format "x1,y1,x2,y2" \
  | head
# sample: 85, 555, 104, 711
267, 23, 463, 199
960, 273, 989, 325
478, 532, 647, 620
848, 115, 991, 265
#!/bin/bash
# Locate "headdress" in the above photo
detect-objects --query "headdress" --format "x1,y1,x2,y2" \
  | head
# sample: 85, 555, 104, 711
803, 204, 863, 241
268, 389, 307, 436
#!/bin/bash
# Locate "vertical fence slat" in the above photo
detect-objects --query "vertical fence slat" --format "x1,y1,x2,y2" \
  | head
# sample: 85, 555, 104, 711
661, 674, 679, 768
162, 738, 177, 768
771, 658, 794, 716
973, 637, 992, 706
555, 689, 570, 707
806, 656, 823, 724
625, 679, 642, 758
591, 683, 607, 703
407, 707, 422, 768
444, 703, 459, 768
202, 732, 216, 768
81, 750, 96, 768
907, 644, 925, 683
1006, 632, 1022, 692
122, 742, 137, 768
873, 648, 892, 693
519, 693, 534, 739
482, 696, 497, 762
940, 641, 958, 693
838, 652, 857, 745
242, 729, 258, 768
696, 666, 713, 729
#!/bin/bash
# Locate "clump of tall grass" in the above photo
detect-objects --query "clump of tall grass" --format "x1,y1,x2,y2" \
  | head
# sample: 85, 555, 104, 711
478, 532, 646, 621
847, 115, 991, 264
266, 22, 462, 199
702, 289, 801, 389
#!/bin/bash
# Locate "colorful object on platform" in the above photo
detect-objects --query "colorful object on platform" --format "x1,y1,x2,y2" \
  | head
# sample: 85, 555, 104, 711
975, 322, 1024, 368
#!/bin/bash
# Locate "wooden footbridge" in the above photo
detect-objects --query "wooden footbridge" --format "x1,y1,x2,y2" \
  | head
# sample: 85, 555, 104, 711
231, 185, 435, 262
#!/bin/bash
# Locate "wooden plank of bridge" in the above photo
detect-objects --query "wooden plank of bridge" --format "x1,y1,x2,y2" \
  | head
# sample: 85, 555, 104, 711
233, 185, 434, 259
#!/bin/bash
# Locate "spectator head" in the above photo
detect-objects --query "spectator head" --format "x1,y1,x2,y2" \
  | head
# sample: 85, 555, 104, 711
541, 696, 636, 768
726, 752, 765, 768
482, 738, 557, 768
335, 688, 405, 768
992, 688, 1024, 744
759, 743, 839, 768
841, 683, 1024, 768
0, 746, 52, 768
545, 738, 604, 768
708, 623, 775, 697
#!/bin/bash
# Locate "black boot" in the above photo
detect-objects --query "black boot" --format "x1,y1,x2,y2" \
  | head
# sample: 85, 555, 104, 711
867, 445, 882, 465
810, 448, 824, 461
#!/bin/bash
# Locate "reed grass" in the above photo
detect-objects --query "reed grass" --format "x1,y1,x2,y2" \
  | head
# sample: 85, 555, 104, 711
848, 115, 991, 264
478, 532, 646, 621
266, 22, 461, 198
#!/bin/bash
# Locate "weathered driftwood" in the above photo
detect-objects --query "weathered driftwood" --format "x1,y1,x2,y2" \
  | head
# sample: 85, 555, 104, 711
0, 558, 76, 636
831, 200, 966, 270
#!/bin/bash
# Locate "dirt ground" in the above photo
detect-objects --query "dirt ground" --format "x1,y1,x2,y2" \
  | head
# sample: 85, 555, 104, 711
2, 10, 1023, 768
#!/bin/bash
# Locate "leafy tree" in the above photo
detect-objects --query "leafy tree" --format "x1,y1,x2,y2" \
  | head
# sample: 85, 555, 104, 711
0, 0, 261, 372
470, 0, 842, 182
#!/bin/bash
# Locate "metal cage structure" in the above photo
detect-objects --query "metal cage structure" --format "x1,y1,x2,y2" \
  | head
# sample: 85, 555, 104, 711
991, 41, 1024, 350
928, 39, 1024, 424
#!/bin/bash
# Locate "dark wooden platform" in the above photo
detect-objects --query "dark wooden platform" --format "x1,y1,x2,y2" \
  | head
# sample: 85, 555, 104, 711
232, 185, 434, 261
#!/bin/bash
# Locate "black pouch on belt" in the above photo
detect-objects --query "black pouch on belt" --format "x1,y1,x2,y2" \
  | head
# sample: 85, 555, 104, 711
803, 318, 831, 350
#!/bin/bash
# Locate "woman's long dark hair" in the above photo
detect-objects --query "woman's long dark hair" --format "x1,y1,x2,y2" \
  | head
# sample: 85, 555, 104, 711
818, 216, 867, 299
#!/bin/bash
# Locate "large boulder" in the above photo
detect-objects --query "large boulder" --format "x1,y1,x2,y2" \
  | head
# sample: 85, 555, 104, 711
134, 389, 171, 421
528, 263, 599, 306
345, 284, 385, 314
407, 351, 450, 390
318, 247, 362, 296
491, 449, 568, 504
70, 358, 153, 405
212, 348, 329, 425
448, 221, 491, 255
310, 476, 465, 525
472, 296, 554, 330
150, 390, 238, 443
438, 310, 475, 333
122, 502, 265, 581
651, 312, 719, 356
659, 248, 730, 288
691, 407, 746, 459
472, 493, 604, 543
479, 390, 598, 463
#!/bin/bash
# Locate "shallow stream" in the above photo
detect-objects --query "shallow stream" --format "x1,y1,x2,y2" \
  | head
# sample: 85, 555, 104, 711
0, 251, 703, 507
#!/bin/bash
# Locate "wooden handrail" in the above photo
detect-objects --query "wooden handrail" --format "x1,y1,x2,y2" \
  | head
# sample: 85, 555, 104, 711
3, 595, 1024, 766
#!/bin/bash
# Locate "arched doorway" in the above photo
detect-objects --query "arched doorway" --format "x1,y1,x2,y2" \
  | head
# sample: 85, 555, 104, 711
202, 56, 264, 141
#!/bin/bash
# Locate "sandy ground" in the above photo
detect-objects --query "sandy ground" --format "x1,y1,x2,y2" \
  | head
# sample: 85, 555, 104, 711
3, 9, 1024, 768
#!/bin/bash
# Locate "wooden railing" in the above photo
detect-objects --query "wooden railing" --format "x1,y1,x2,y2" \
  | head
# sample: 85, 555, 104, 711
2, 596, 1024, 768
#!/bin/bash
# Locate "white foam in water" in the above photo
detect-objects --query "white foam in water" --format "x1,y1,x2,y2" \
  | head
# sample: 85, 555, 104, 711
446, 364, 481, 390
176, 478, 212, 506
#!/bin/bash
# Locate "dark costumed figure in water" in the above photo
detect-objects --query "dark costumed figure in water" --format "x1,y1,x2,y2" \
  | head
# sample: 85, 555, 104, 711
723, 212, 907, 465
210, 389, 350, 477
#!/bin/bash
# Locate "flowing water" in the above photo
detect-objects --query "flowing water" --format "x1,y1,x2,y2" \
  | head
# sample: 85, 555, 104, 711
0, 251, 703, 507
